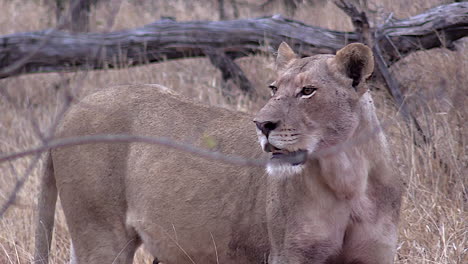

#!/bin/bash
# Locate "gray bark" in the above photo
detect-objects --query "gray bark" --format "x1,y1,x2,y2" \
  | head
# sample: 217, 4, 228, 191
70, 0, 93, 32
0, 2, 466, 79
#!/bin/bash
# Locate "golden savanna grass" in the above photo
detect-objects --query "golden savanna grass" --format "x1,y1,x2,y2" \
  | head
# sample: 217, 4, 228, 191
0, 0, 466, 263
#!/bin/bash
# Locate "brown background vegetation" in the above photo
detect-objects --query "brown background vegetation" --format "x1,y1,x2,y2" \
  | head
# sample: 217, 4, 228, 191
0, 0, 466, 263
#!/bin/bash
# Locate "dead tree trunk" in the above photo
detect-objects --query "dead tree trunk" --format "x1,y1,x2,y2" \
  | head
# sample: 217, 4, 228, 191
54, 0, 98, 32
70, 0, 94, 32
0, 2, 466, 85
218, 0, 227, 20
55, 0, 66, 23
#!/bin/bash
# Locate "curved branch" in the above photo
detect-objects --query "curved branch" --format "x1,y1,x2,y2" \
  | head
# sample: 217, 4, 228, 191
0, 134, 267, 167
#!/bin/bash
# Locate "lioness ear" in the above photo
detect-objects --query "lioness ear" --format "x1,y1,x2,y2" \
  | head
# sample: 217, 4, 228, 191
335, 43, 374, 90
276, 42, 297, 72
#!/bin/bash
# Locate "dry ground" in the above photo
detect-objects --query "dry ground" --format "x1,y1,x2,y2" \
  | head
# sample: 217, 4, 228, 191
0, 0, 466, 263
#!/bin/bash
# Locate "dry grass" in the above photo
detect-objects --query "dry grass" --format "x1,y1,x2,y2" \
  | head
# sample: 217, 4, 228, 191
0, 0, 466, 263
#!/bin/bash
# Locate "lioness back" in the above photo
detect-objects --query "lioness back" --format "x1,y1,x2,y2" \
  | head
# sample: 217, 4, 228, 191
52, 84, 269, 264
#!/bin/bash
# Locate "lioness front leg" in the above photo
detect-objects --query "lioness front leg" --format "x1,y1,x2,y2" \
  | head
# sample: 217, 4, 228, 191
267, 195, 350, 264
68, 225, 140, 264
341, 219, 398, 264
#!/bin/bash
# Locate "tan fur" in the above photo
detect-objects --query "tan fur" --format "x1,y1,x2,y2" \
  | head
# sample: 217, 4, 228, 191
34, 44, 402, 264
255, 43, 402, 263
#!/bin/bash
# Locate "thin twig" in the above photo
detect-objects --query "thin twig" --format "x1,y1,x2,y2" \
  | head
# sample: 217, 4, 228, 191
0, 134, 267, 167
0, 87, 75, 217
0, 0, 124, 218
0, 115, 395, 171
0, 100, 398, 218
205, 47, 254, 94
0, 155, 43, 217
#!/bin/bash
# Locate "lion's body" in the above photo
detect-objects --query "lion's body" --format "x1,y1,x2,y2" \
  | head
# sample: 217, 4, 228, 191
34, 44, 402, 264
40, 84, 269, 264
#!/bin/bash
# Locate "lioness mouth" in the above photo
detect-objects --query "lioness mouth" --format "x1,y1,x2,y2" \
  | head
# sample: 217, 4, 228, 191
265, 144, 308, 166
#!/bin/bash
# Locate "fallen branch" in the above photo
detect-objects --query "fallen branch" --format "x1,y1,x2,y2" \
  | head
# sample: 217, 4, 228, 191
337, 0, 425, 134
206, 47, 254, 93
337, 0, 452, 176
377, 3, 468, 63
0, 2, 466, 80
0, 16, 351, 79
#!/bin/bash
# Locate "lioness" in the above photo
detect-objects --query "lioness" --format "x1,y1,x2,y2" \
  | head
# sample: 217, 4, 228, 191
34, 43, 402, 264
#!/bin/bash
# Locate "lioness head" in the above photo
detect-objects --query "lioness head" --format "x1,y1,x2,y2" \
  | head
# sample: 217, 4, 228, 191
254, 42, 374, 176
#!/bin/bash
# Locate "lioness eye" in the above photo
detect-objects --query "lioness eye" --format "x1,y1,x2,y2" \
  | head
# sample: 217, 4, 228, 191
269, 85, 278, 96
300, 86, 317, 98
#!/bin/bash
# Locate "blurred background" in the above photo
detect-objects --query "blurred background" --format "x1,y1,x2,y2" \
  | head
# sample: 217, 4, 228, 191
0, 0, 466, 263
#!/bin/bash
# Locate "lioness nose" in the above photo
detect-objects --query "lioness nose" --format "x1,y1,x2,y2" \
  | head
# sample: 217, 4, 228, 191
254, 121, 279, 137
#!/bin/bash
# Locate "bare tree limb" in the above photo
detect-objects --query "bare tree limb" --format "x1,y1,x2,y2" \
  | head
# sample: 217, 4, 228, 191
218, 0, 227, 20
0, 115, 394, 186
230, 0, 240, 19
335, 0, 372, 45
336, 1, 425, 135
336, 0, 452, 176
0, 134, 267, 167
1, 2, 466, 80
0, 0, 123, 220
0, 106, 396, 218
69, 0, 94, 32
0, 83, 76, 217
206, 47, 254, 93
0, 15, 350, 79
0, 0, 85, 79
336, 1, 429, 137
376, 3, 468, 63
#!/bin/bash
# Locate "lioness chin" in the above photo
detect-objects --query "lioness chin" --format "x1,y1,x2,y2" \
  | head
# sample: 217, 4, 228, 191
34, 43, 402, 264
